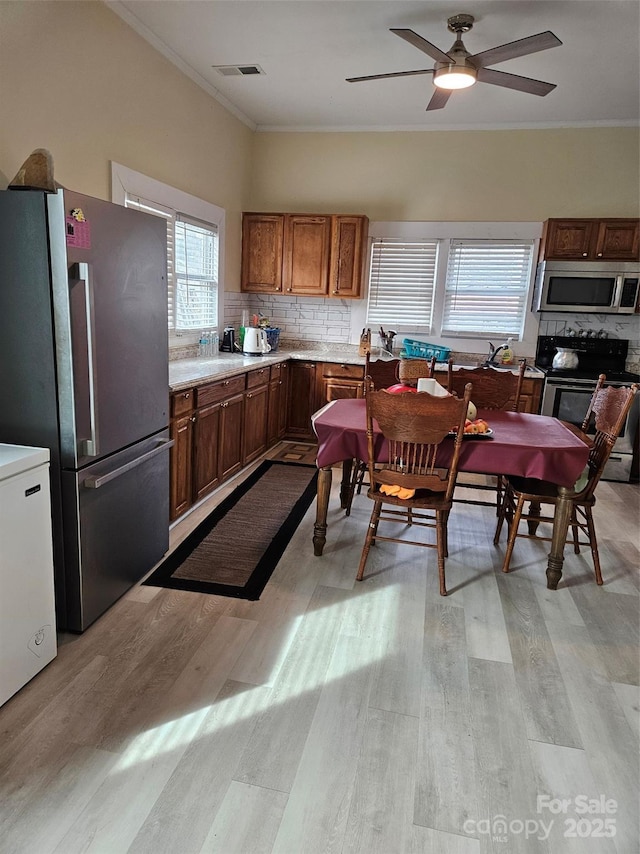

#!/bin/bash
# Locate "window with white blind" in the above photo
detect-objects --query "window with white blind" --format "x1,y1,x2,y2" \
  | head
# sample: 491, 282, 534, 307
367, 239, 438, 330
442, 240, 534, 337
174, 216, 218, 330
112, 162, 225, 343
125, 196, 218, 331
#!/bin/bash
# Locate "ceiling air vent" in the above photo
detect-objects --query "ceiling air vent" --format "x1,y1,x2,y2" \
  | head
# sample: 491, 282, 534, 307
214, 65, 265, 77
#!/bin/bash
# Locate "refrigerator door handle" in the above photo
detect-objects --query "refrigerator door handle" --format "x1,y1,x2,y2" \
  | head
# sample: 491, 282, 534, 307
83, 439, 174, 489
70, 262, 99, 457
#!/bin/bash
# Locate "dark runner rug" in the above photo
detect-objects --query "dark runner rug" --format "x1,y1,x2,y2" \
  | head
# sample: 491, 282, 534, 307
143, 460, 318, 600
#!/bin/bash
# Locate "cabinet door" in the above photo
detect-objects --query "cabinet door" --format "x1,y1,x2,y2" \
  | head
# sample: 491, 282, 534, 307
243, 383, 269, 464
170, 413, 193, 521
329, 216, 368, 298
518, 378, 542, 414
286, 362, 317, 440
193, 401, 221, 500
543, 220, 596, 259
278, 361, 290, 439
595, 220, 640, 260
267, 378, 281, 448
219, 393, 245, 482
283, 215, 331, 296
241, 214, 285, 293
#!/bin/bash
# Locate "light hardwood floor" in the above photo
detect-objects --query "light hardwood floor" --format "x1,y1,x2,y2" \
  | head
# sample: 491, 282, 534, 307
1, 448, 638, 854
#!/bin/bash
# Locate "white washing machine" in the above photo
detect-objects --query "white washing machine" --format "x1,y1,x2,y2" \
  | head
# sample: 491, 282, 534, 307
0, 444, 57, 707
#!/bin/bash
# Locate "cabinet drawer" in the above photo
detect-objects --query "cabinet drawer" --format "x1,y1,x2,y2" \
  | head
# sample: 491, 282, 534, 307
321, 362, 364, 380
171, 389, 195, 417
196, 375, 246, 407
246, 366, 270, 389
269, 362, 282, 381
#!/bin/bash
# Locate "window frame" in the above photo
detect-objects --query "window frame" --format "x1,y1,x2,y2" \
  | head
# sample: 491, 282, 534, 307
111, 162, 225, 347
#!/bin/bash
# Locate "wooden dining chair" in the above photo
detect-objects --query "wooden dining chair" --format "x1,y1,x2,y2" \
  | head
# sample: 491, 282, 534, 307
397, 356, 437, 386
446, 359, 527, 513
345, 354, 400, 515
494, 376, 639, 584
356, 379, 472, 596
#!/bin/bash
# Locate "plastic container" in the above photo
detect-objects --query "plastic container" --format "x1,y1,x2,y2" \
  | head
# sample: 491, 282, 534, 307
501, 337, 515, 365
264, 327, 280, 352
401, 338, 451, 361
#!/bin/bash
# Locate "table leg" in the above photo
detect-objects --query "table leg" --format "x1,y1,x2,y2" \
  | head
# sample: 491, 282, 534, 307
547, 487, 572, 590
340, 459, 353, 510
313, 466, 332, 556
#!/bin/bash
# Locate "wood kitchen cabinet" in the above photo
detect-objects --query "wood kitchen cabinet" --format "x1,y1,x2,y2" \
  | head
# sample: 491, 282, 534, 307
169, 389, 195, 521
519, 377, 543, 414
316, 361, 364, 404
241, 214, 285, 293
283, 215, 331, 296
243, 367, 270, 464
242, 212, 369, 298
267, 362, 287, 446
285, 361, 318, 440
540, 218, 640, 261
169, 375, 246, 520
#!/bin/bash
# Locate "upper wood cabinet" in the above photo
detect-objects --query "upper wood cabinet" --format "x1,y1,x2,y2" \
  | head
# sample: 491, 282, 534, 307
242, 212, 369, 298
540, 218, 640, 261
241, 214, 285, 293
283, 215, 331, 296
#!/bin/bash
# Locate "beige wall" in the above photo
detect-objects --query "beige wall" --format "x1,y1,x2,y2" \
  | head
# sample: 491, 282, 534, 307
248, 127, 640, 221
0, 0, 253, 289
1, 2, 638, 293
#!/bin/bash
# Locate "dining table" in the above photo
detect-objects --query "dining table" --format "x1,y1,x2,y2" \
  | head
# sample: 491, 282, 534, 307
311, 398, 592, 589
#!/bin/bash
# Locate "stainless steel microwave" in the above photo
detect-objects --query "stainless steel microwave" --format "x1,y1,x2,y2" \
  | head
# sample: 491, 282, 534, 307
533, 261, 640, 314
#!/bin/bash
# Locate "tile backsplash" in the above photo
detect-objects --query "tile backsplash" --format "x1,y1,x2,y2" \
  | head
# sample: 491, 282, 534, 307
172, 292, 640, 376
224, 293, 352, 344
538, 313, 640, 373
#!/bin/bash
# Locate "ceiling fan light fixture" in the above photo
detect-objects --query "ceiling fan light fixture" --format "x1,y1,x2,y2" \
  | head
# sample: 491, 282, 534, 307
433, 65, 477, 90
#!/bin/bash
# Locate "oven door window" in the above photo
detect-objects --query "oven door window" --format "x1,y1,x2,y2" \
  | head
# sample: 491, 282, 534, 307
551, 386, 597, 433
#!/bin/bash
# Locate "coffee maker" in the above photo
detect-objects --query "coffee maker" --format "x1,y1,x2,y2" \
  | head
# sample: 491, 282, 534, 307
220, 327, 235, 352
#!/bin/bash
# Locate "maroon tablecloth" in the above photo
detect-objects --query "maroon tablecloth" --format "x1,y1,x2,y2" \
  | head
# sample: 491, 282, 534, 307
312, 398, 591, 488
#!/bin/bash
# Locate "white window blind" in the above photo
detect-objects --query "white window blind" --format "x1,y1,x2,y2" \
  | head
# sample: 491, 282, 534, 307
174, 215, 218, 331
124, 195, 218, 331
367, 239, 438, 329
443, 240, 534, 337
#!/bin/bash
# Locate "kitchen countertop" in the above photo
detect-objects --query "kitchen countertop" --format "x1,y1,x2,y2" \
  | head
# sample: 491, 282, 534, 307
168, 348, 544, 392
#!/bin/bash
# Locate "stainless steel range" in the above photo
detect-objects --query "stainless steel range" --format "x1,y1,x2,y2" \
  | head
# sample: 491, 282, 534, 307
535, 336, 640, 482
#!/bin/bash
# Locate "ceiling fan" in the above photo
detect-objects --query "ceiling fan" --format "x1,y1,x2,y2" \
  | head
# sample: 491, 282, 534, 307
346, 13, 562, 111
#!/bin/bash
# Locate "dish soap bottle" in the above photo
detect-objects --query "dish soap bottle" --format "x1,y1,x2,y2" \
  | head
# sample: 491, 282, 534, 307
501, 338, 515, 365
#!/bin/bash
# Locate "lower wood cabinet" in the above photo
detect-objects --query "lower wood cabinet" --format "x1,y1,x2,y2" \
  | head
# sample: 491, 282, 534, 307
218, 393, 245, 482
518, 377, 543, 414
243, 368, 270, 464
285, 361, 318, 441
317, 361, 364, 403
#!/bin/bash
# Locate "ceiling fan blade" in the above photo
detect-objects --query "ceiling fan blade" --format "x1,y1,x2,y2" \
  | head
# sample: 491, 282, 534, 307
346, 69, 434, 83
390, 28, 451, 64
476, 67, 557, 96
426, 88, 452, 111
469, 31, 562, 68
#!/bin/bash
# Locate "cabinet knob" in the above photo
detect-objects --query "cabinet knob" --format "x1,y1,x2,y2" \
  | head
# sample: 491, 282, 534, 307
332, 289, 339, 294
247, 393, 253, 399
190, 415, 196, 422
223, 380, 230, 386
597, 252, 603, 257
287, 288, 292, 292
183, 392, 190, 399
582, 252, 588, 257
221, 401, 228, 408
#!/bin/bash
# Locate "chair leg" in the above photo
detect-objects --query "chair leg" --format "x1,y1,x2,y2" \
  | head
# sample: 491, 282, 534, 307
495, 474, 504, 517
502, 494, 526, 573
344, 460, 361, 517
571, 509, 581, 554
584, 506, 603, 585
355, 463, 366, 495
436, 510, 448, 596
356, 500, 382, 581
494, 484, 510, 544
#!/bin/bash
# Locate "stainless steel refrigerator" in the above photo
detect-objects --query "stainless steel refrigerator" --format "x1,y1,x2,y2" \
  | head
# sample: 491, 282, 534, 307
0, 188, 171, 631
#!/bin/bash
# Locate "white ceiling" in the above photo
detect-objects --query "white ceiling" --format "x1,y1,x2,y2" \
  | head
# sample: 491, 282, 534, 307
108, 0, 640, 132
